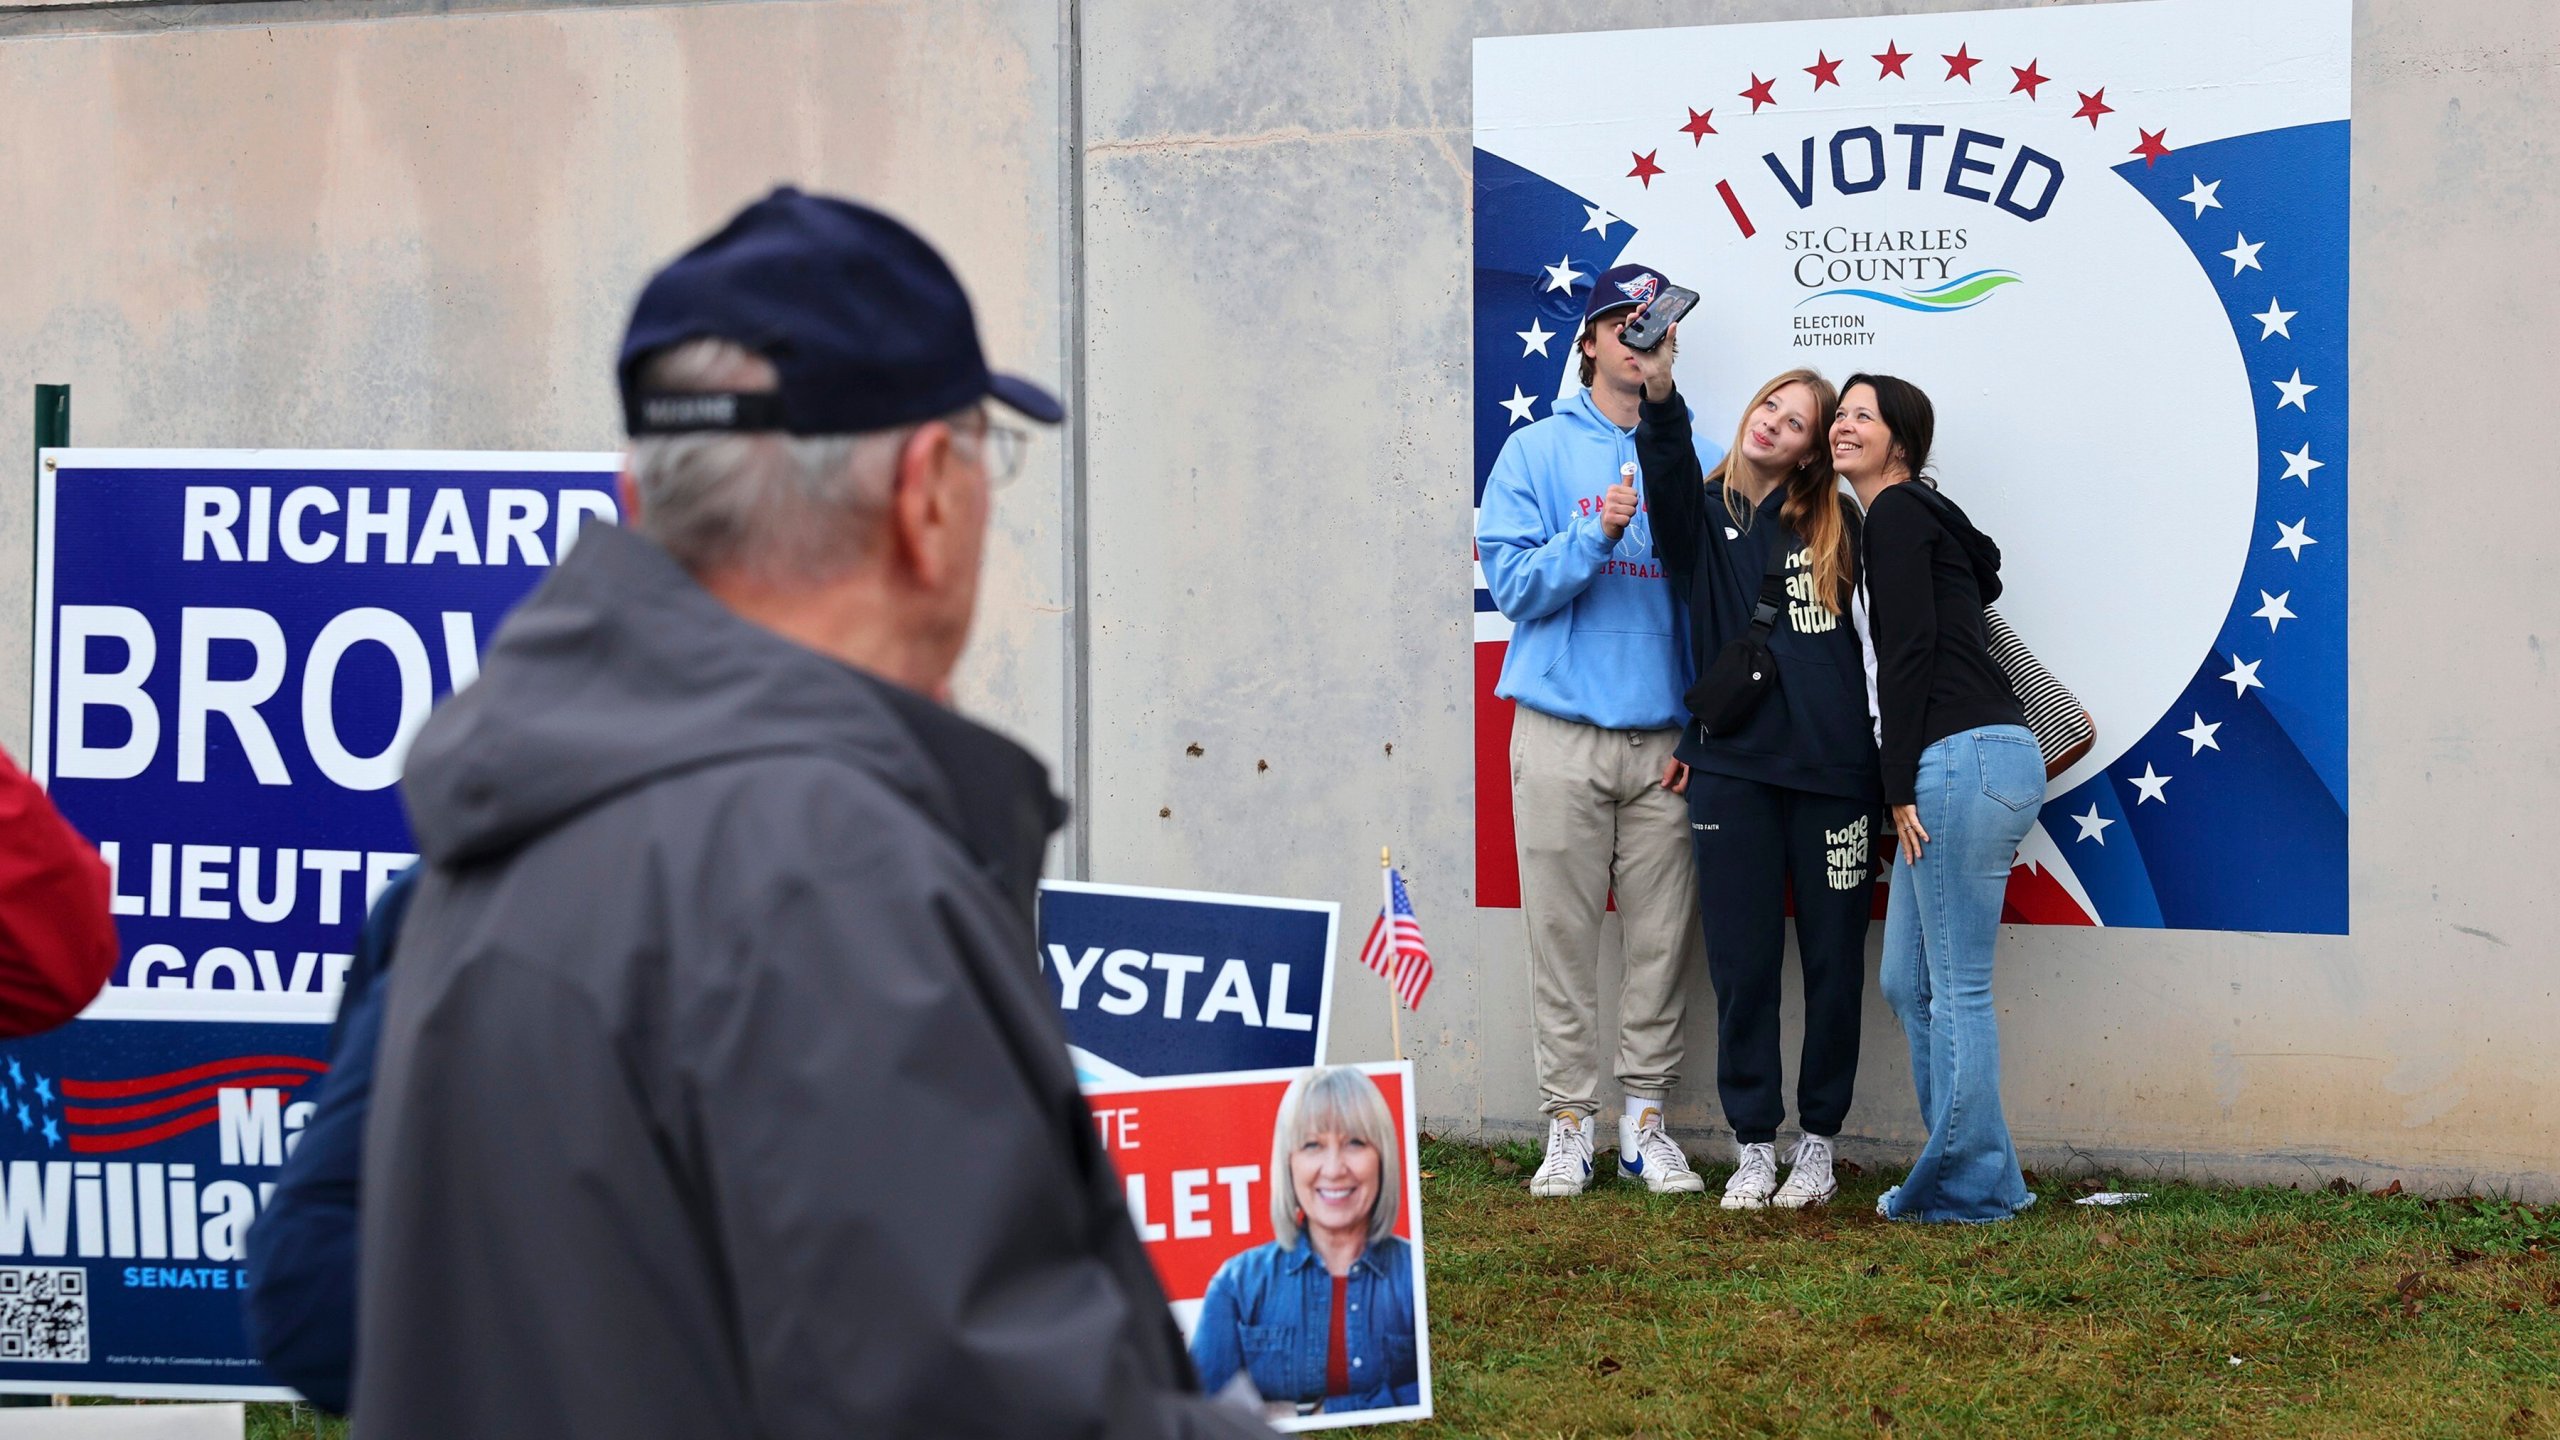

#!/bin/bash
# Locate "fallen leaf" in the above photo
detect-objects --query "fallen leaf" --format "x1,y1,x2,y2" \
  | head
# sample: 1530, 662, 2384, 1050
1418, 1131, 1435, 1145
2327, 1177, 2354, 1196
1870, 1404, 1898, 1430
2021, 1168, 2040, 1187
1184, 742, 1203, 757
1419, 1170, 1439, 1180
1490, 1155, 1520, 1176
2449, 1246, 2485, 1266
2543, 1277, 2560, 1308
2507, 1407, 2538, 1437
1863, 1263, 1883, 1278
2395, 1271, 2425, 1298
1594, 1355, 1623, 1376
2374, 1178, 2404, 1199
1837, 1158, 1867, 1177
2093, 1231, 2120, 1249
2501, 1299, 2525, 1314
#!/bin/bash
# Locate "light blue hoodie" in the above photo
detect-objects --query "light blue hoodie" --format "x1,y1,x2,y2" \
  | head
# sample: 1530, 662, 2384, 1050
1477, 387, 1725, 731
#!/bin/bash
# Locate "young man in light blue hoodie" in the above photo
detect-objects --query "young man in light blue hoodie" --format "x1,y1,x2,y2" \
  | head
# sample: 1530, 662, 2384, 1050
1478, 264, 1725, 1197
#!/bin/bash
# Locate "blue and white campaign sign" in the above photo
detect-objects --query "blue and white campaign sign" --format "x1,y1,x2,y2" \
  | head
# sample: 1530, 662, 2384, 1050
21, 448, 621, 1395
1037, 882, 1337, 1083
1474, 0, 2350, 932
0, 1020, 328, 1395
34, 450, 623, 1020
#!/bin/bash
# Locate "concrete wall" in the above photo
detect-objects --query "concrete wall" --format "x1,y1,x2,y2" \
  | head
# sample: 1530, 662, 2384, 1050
0, 0, 1075, 781
3, 0, 2552, 1193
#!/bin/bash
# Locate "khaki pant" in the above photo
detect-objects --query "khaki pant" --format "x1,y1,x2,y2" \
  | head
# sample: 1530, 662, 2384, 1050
1509, 704, 1702, 1117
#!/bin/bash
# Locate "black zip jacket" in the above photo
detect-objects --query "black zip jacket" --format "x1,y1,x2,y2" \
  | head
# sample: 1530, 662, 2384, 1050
1864, 481, 2029, 806
1636, 390, 1882, 803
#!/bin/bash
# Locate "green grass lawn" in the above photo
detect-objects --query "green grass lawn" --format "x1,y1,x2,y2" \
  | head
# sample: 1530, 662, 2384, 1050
1408, 1138, 2560, 1439
220, 1141, 2558, 1439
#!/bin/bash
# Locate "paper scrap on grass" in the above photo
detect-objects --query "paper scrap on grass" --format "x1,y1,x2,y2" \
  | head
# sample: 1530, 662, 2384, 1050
2074, 1191, 2152, 1206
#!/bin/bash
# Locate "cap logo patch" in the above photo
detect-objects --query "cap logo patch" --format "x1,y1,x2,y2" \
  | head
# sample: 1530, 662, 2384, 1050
641, 394, 740, 428
1615, 272, 1663, 305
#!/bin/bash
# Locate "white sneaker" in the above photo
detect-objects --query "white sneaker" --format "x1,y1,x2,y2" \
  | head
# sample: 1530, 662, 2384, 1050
1617, 1110, 1706, 1194
1772, 1133, 1840, 1209
1721, 1140, 1779, 1210
1529, 1111, 1595, 1197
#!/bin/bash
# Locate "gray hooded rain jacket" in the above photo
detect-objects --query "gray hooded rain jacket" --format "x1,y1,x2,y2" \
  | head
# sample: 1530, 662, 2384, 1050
356, 522, 1265, 1440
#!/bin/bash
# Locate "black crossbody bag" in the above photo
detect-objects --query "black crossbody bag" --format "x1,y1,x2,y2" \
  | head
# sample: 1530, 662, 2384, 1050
1683, 529, 1794, 737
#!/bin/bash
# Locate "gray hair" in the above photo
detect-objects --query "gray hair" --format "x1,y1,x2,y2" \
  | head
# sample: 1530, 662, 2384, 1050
627, 339, 921, 584
1268, 1066, 1403, 1251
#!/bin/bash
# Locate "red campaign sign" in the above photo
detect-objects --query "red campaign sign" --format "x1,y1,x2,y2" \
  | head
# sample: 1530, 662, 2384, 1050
1082, 1067, 1412, 1306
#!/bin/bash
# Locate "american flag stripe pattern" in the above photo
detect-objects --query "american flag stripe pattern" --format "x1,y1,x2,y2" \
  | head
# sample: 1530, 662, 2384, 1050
1360, 867, 1434, 1010
60, 1054, 326, 1154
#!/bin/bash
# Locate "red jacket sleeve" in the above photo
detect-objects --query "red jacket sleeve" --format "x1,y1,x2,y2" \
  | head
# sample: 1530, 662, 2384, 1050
0, 750, 117, 1038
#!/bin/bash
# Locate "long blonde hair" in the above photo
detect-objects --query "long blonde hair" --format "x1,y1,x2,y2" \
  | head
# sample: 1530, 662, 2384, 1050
1707, 369, 1852, 615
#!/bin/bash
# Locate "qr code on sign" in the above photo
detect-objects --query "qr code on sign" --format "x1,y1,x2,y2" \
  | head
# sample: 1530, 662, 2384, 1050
0, 1267, 87, 1363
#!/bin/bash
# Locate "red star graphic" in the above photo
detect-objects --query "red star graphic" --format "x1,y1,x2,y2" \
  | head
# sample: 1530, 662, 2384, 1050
1680, 107, 1717, 145
1805, 51, 1843, 89
2010, 60, 2049, 98
1943, 45, 1981, 83
2130, 127, 2172, 166
1628, 149, 1665, 187
1741, 73, 1779, 111
2073, 88, 2114, 127
1874, 42, 1911, 79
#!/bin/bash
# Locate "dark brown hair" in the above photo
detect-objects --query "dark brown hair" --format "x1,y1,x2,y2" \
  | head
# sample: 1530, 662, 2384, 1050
1839, 373, 1937, 485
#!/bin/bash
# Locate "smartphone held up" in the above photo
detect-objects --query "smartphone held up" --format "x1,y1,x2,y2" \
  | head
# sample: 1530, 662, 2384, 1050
1617, 285, 1698, 351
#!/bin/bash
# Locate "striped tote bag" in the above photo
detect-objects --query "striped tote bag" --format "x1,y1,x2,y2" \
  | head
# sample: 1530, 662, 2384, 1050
1982, 606, 2095, 779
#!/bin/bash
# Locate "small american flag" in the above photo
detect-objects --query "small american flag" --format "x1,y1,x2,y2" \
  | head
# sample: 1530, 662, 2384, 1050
1360, 866, 1434, 1010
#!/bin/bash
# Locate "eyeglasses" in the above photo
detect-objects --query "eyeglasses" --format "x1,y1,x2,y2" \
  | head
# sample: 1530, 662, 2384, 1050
957, 418, 1030, 488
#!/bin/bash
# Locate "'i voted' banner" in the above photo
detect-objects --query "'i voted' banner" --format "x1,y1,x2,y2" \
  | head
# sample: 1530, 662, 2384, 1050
1038, 882, 1337, 1083
1474, 0, 2350, 933
18, 449, 622, 1395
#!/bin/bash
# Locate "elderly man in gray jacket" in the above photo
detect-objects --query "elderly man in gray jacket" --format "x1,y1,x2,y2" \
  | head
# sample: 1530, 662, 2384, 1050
356, 189, 1266, 1439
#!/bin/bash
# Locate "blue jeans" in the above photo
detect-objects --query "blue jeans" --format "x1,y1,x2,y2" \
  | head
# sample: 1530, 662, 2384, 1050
1878, 725, 2043, 1223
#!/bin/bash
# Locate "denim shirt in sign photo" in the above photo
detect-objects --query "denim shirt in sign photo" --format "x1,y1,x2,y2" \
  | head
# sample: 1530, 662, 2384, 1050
1187, 1233, 1419, 1413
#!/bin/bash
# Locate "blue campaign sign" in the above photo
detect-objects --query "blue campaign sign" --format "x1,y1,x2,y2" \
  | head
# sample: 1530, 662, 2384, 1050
0, 1020, 329, 1396
34, 449, 623, 1020
24, 449, 622, 1395
1037, 881, 1337, 1082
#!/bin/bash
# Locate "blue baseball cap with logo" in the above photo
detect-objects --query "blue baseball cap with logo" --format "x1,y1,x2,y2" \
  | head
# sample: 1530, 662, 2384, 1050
1585, 263, 1672, 322
619, 186, 1064, 436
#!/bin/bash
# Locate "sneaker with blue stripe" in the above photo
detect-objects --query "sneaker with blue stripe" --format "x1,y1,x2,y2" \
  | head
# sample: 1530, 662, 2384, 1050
1618, 1105, 1706, 1193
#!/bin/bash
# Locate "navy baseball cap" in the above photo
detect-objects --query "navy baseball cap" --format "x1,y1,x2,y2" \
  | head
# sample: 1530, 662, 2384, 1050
619, 187, 1063, 436
1585, 263, 1673, 322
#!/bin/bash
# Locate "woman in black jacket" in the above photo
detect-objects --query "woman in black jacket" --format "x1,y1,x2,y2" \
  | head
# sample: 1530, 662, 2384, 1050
1835, 374, 2041, 1223
1634, 340, 1879, 1212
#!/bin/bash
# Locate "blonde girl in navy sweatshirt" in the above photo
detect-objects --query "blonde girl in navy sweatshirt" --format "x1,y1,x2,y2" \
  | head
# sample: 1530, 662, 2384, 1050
1635, 349, 1882, 1212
